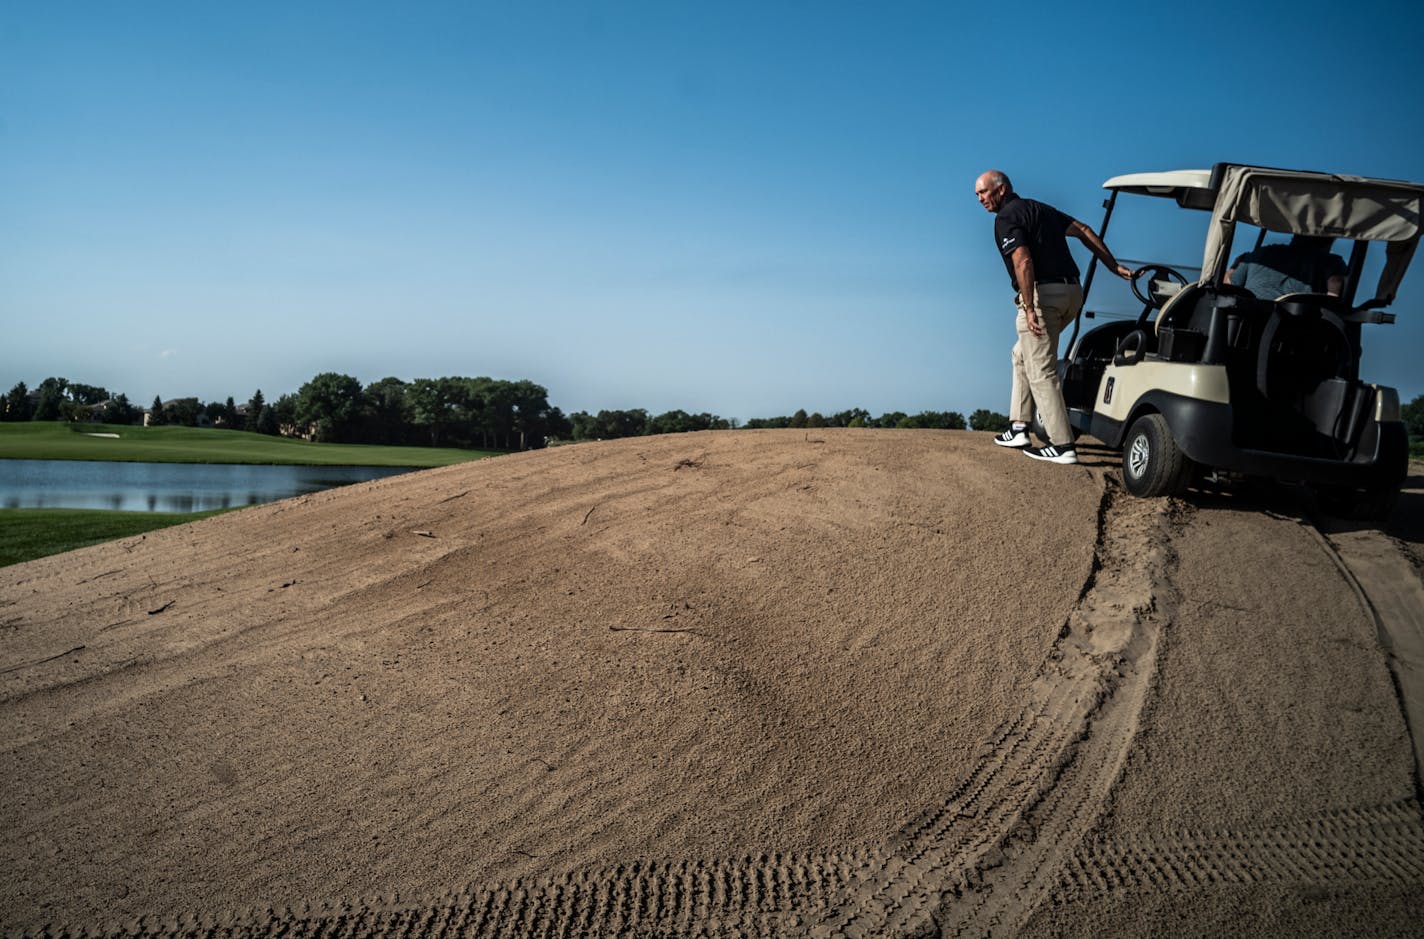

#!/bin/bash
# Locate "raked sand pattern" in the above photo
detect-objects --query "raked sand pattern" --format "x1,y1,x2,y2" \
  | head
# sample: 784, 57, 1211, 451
2, 430, 1422, 937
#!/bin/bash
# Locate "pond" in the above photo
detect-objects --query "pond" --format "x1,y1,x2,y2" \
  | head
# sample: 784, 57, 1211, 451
0, 459, 416, 513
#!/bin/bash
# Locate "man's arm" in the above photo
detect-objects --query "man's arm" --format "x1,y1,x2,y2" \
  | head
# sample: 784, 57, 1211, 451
1066, 219, 1133, 279
1010, 246, 1044, 336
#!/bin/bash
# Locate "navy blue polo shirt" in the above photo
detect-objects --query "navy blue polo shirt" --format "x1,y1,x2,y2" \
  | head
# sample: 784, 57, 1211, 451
994, 194, 1080, 292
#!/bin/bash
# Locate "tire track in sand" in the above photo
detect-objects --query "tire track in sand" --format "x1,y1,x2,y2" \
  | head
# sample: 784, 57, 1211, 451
1310, 517, 1424, 797
923, 502, 1424, 934
972, 505, 1424, 921
1054, 800, 1424, 899
809, 479, 1175, 938
24, 849, 880, 938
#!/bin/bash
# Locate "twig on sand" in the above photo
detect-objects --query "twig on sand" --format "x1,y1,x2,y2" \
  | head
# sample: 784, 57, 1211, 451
412, 530, 437, 538
581, 505, 598, 526
609, 625, 714, 638
147, 600, 175, 615
438, 490, 470, 504
0, 645, 85, 676
76, 569, 123, 585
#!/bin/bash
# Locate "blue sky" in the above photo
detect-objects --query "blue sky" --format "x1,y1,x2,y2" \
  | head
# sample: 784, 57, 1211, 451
3, 0, 1422, 422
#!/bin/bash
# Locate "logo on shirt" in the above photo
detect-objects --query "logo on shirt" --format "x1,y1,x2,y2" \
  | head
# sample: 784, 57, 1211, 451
1001, 236, 1016, 250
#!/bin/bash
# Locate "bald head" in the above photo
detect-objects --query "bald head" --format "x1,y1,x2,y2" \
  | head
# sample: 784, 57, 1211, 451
978, 170, 1010, 191
975, 170, 1013, 213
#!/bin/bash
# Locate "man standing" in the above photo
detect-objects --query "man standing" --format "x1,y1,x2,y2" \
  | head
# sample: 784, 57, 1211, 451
975, 169, 1134, 464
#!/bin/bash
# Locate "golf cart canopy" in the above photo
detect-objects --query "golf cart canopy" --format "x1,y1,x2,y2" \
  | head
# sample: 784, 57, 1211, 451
1203, 166, 1424, 305
1101, 164, 1424, 307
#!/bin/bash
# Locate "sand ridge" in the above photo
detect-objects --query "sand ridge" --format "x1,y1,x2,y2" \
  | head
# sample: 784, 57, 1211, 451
1, 431, 1421, 936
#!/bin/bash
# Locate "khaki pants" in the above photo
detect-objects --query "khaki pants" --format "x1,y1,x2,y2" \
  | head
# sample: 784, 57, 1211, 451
1010, 282, 1083, 447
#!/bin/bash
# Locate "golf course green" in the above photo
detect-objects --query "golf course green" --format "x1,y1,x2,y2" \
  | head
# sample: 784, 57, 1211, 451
0, 422, 501, 466
0, 423, 502, 566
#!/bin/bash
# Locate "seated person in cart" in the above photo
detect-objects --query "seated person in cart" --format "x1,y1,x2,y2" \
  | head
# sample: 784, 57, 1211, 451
1228, 234, 1346, 299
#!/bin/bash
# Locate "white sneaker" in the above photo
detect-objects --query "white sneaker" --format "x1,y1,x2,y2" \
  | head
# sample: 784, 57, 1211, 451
993, 427, 1030, 448
1024, 444, 1078, 464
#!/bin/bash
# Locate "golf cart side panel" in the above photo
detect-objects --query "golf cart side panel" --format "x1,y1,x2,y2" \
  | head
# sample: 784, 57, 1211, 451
1093, 361, 1229, 427
1088, 390, 1223, 450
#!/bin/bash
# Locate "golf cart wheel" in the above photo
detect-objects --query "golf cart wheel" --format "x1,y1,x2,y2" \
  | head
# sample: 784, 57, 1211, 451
1121, 413, 1193, 497
1029, 410, 1047, 445
1028, 409, 1075, 448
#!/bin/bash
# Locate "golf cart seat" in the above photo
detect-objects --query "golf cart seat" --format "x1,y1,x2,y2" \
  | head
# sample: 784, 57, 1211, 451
1273, 291, 1353, 317
1083, 319, 1143, 365
1255, 296, 1354, 395
1149, 281, 1267, 364
1254, 295, 1362, 455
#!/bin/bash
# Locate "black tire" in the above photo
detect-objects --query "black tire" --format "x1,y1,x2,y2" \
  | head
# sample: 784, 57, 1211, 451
1121, 413, 1194, 497
1029, 410, 1047, 445
1028, 408, 1074, 447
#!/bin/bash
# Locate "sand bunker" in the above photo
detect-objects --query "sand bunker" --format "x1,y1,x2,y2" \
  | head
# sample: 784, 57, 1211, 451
1, 430, 1421, 936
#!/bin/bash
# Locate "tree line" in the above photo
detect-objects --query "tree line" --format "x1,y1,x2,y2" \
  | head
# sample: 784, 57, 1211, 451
2, 373, 1030, 448
23, 371, 1416, 450
1, 374, 567, 451
740, 408, 1013, 431
571, 407, 1019, 433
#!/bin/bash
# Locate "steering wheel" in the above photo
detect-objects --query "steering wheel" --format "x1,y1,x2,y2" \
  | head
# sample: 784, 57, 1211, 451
1130, 265, 1189, 318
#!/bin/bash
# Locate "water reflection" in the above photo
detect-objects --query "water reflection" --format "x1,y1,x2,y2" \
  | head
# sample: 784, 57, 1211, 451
0, 460, 415, 513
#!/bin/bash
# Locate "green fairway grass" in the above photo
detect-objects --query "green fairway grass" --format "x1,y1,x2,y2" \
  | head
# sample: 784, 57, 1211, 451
0, 508, 235, 568
0, 422, 501, 466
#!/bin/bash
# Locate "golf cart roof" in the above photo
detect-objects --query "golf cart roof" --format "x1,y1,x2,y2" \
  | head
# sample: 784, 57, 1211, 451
1204, 165, 1424, 304
1102, 169, 1216, 209
1102, 163, 1424, 305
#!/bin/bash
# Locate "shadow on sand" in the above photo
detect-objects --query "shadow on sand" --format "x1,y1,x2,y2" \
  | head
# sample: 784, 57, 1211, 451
1082, 442, 1423, 555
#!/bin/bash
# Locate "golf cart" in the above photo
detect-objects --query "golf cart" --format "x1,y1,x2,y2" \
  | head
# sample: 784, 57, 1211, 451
1055, 163, 1421, 517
